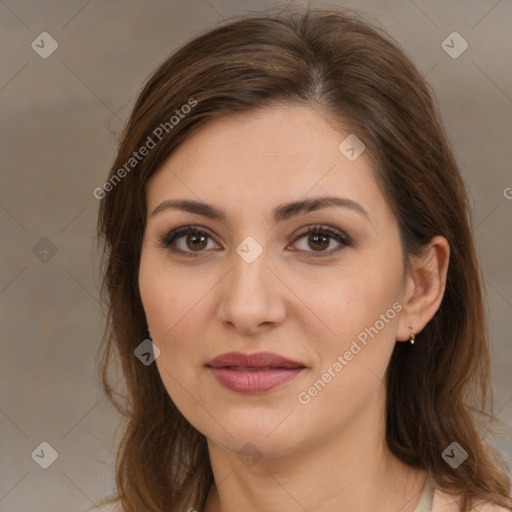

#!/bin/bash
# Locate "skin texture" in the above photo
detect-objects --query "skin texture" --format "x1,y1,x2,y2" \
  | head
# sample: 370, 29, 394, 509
138, 104, 450, 512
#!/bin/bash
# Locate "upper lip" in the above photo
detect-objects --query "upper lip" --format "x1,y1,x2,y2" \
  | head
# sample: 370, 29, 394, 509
207, 351, 305, 369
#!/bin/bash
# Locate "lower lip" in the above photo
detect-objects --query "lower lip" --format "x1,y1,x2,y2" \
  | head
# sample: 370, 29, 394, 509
208, 367, 305, 393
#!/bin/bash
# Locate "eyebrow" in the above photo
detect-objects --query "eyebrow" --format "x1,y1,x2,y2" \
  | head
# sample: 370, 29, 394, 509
150, 195, 370, 223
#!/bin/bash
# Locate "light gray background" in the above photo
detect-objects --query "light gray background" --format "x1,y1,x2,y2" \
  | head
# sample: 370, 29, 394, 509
1, 0, 511, 510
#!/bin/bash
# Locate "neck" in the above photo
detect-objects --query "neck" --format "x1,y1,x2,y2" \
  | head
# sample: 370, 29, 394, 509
202, 387, 427, 512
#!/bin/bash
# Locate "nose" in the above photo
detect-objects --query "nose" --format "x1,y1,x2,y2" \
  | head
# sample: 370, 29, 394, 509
215, 247, 287, 334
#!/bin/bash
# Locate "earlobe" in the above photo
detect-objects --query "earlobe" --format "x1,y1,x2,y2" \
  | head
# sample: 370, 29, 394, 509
396, 236, 450, 343
396, 320, 417, 344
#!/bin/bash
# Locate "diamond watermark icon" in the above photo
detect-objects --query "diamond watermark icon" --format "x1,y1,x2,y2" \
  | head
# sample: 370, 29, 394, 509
32, 237, 58, 263
441, 441, 468, 468
134, 338, 161, 365
236, 236, 263, 264
237, 442, 262, 468
31, 32, 59, 59
31, 441, 58, 469
338, 134, 366, 161
441, 32, 468, 59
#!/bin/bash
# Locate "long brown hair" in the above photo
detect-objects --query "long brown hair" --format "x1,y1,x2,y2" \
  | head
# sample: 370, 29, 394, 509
94, 5, 511, 511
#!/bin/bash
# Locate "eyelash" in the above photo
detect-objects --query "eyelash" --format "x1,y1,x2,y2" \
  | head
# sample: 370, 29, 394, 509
157, 224, 352, 258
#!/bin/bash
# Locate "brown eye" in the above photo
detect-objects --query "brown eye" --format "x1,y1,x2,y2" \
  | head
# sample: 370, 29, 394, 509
307, 233, 330, 251
291, 225, 351, 256
185, 232, 208, 251
160, 226, 219, 256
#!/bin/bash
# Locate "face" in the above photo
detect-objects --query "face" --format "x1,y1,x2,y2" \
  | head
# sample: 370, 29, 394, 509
138, 104, 407, 459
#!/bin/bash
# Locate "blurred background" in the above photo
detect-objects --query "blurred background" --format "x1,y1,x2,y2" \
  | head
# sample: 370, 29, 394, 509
1, 0, 511, 510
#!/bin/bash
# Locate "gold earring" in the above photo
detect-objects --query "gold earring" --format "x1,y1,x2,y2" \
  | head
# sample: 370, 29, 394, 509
409, 331, 415, 345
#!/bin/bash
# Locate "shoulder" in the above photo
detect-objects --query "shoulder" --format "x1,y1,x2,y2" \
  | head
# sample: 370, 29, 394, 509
432, 489, 511, 512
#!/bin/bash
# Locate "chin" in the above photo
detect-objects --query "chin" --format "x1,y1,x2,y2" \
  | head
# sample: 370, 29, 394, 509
205, 418, 306, 458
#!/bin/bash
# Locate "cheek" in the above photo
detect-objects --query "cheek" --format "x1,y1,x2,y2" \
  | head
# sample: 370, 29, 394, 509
304, 255, 403, 402
139, 270, 205, 426
139, 251, 209, 342
138, 254, 214, 396
313, 261, 402, 343
295, 275, 402, 433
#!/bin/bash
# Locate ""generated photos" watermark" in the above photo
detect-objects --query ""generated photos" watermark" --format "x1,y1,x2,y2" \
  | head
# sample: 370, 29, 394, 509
93, 97, 197, 199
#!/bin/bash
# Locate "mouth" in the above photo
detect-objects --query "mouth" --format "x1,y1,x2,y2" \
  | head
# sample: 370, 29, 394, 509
206, 351, 306, 393
206, 351, 306, 370
217, 366, 292, 371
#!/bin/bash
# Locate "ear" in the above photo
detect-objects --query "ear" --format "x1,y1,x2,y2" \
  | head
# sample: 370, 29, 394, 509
396, 235, 450, 342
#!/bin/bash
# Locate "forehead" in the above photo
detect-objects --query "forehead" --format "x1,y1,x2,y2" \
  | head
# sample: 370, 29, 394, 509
167, 104, 352, 165
145, 104, 388, 225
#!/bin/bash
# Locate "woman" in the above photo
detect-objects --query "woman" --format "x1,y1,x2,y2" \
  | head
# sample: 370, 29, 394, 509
94, 5, 512, 512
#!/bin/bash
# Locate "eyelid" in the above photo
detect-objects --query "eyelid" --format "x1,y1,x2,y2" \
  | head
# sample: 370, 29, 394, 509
158, 224, 220, 254
292, 224, 351, 245
289, 224, 351, 256
158, 223, 351, 257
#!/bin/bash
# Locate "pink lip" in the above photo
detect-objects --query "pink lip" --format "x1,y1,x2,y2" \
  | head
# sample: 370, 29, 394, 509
206, 351, 306, 394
